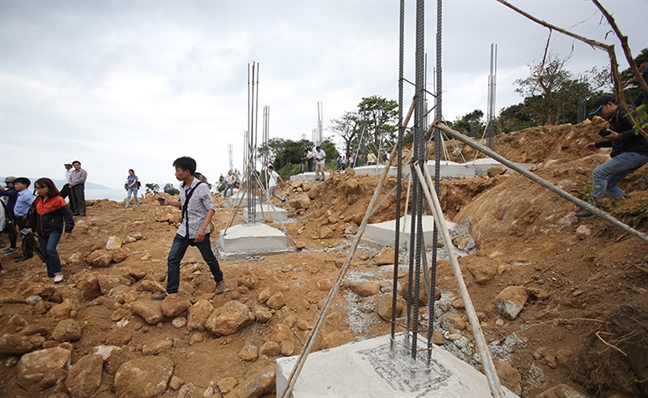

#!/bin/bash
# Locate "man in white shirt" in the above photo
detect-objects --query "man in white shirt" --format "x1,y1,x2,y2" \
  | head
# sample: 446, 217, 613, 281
267, 165, 286, 202
314, 146, 326, 182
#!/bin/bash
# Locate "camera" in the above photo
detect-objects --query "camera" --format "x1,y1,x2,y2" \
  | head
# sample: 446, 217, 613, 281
599, 128, 611, 137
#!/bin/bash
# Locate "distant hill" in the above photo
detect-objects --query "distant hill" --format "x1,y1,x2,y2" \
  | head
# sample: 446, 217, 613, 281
1, 177, 112, 190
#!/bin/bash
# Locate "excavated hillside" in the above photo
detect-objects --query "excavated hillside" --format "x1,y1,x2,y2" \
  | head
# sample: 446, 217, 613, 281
0, 117, 647, 398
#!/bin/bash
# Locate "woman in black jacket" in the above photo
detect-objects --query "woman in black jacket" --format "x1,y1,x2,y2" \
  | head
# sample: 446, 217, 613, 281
31, 178, 74, 283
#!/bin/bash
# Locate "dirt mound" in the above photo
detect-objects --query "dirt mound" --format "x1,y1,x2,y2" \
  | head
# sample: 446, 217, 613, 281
0, 120, 647, 397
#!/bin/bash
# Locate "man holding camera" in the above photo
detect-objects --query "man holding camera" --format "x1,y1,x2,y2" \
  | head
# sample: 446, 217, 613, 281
577, 95, 648, 217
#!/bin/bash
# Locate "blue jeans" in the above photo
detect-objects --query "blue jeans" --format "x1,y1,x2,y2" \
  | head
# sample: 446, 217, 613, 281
592, 151, 648, 200
38, 232, 62, 277
166, 233, 223, 294
223, 184, 235, 198
125, 188, 139, 207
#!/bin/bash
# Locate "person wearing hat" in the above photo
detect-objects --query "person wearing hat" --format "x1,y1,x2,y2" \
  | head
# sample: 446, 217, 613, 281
576, 95, 648, 217
0, 176, 18, 255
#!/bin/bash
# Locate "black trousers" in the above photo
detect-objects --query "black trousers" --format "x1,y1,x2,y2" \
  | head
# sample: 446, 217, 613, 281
59, 184, 74, 213
70, 184, 86, 216
16, 217, 33, 258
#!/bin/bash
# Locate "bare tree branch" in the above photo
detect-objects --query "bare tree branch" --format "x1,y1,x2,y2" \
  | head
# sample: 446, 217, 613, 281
495, 0, 648, 140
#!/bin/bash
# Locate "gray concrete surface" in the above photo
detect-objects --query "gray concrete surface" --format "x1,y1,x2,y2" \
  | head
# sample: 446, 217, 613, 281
363, 215, 458, 250
276, 332, 517, 397
242, 203, 288, 222
217, 223, 293, 259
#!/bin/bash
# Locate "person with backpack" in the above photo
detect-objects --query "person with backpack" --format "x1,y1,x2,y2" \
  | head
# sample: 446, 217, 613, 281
0, 176, 19, 256
29, 178, 74, 283
150, 156, 226, 300
125, 169, 140, 208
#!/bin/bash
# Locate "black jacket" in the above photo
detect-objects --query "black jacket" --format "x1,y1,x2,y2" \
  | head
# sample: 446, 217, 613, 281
595, 107, 648, 157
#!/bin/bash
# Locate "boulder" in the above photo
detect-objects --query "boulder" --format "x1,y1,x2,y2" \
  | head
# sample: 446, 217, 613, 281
16, 347, 71, 389
373, 246, 395, 265
85, 250, 113, 268
487, 166, 507, 177
441, 312, 466, 331
290, 195, 311, 210
66, 354, 103, 398
349, 282, 381, 297
494, 286, 528, 320
271, 324, 294, 356
0, 333, 35, 356
96, 274, 132, 295
239, 345, 258, 362
259, 341, 281, 357
225, 361, 276, 398
466, 259, 496, 284
159, 294, 192, 318
105, 236, 123, 250
376, 293, 406, 322
266, 292, 286, 310
49, 299, 73, 318
205, 300, 254, 336
187, 299, 214, 331
52, 319, 83, 342
217, 376, 239, 395
131, 300, 164, 325
114, 356, 174, 398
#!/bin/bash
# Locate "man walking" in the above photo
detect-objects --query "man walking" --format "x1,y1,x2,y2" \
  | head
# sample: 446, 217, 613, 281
267, 164, 286, 203
314, 145, 326, 181
151, 156, 226, 300
69, 160, 87, 216
576, 95, 648, 217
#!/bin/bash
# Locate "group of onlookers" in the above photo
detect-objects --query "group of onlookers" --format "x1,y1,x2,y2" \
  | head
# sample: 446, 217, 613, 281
0, 174, 75, 283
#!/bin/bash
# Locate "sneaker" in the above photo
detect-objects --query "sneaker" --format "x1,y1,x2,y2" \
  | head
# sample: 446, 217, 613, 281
2, 247, 17, 255
215, 280, 227, 295
282, 198, 286, 203
14, 255, 32, 263
53, 274, 64, 283
575, 209, 593, 218
150, 292, 169, 301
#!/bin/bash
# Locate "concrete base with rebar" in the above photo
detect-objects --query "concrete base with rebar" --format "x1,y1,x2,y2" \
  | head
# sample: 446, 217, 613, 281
217, 223, 293, 259
242, 204, 288, 222
276, 332, 518, 397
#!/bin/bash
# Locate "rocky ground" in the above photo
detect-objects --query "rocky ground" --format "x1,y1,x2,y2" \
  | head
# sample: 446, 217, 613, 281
1, 117, 648, 398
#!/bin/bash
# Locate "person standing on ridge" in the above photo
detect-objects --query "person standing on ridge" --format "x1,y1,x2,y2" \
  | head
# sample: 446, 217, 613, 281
30, 178, 74, 283
69, 160, 87, 216
314, 145, 326, 181
151, 156, 226, 300
125, 169, 140, 208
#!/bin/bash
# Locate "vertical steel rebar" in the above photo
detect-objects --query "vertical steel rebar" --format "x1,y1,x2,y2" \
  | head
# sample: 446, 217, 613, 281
390, 0, 406, 350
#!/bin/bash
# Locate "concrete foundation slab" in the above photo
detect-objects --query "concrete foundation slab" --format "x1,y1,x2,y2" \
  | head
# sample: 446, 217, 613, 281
276, 333, 517, 397
363, 215, 457, 249
242, 204, 288, 222
217, 223, 293, 259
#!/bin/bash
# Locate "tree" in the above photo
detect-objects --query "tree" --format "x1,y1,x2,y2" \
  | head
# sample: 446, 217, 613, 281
330, 95, 398, 160
329, 111, 361, 158
259, 138, 314, 171
514, 53, 609, 126
620, 47, 648, 105
447, 110, 485, 138
163, 183, 180, 195
145, 183, 160, 195
357, 95, 398, 153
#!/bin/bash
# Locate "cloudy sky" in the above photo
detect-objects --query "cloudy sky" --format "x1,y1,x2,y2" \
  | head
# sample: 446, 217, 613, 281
1, 0, 646, 190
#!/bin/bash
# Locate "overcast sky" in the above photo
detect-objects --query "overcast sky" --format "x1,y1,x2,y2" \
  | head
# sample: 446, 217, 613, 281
1, 0, 646, 190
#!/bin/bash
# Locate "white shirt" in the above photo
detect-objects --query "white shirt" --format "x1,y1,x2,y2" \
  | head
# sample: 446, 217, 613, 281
315, 149, 326, 165
269, 170, 279, 187
65, 169, 73, 183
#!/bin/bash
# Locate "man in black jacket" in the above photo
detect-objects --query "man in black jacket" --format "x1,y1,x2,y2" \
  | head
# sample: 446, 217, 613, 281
577, 95, 648, 217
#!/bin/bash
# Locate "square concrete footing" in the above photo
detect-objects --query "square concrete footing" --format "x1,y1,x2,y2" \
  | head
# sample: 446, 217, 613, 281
242, 204, 288, 222
363, 215, 457, 249
276, 333, 518, 398
217, 223, 293, 259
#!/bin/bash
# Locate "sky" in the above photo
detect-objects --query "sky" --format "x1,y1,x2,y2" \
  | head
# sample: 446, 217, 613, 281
1, 0, 647, 189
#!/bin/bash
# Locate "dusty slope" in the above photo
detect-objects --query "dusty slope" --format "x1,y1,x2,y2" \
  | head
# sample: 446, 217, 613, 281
0, 118, 647, 397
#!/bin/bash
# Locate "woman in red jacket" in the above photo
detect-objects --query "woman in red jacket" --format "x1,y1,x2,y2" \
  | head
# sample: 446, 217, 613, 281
32, 178, 74, 283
